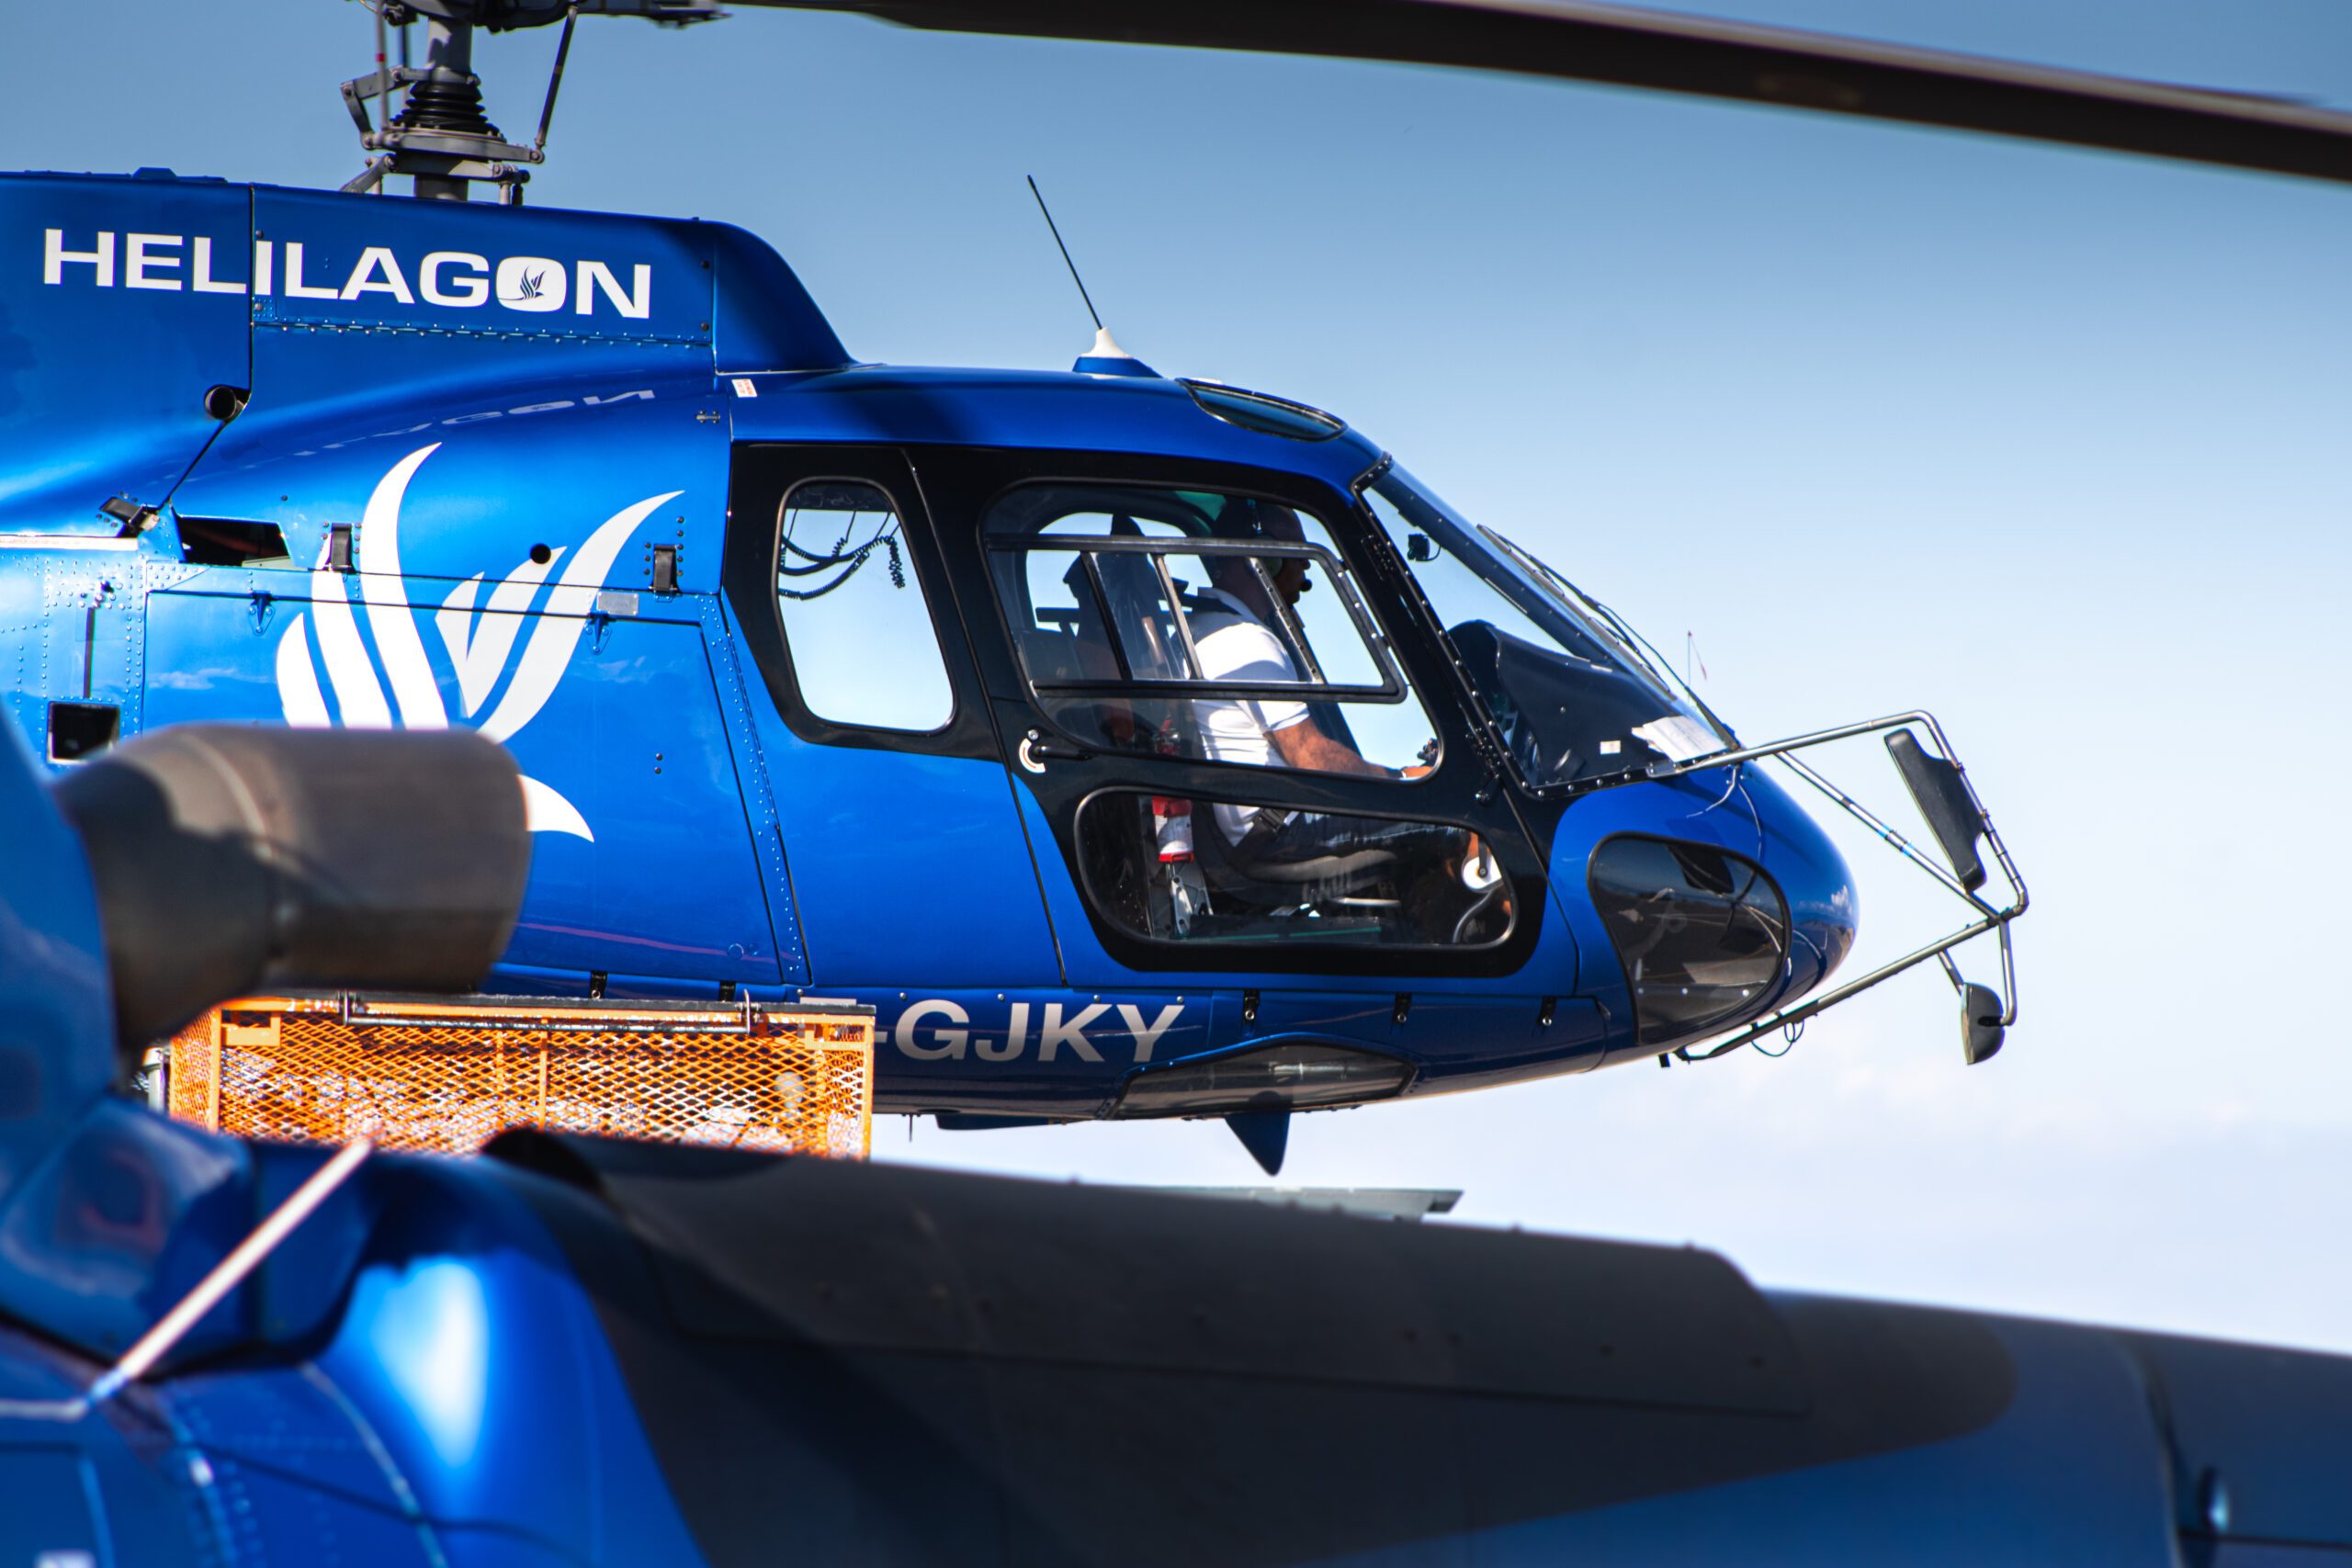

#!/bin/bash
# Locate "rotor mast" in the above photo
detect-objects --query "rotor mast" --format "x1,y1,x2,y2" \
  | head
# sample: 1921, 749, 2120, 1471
344, 0, 720, 202
343, 6, 544, 202
390, 18, 509, 201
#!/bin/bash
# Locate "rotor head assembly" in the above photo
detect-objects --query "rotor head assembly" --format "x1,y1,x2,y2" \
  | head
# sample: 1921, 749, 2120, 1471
336, 0, 2352, 202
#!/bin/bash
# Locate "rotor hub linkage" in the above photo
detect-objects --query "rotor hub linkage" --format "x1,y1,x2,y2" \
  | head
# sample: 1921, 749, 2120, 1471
388, 73, 505, 141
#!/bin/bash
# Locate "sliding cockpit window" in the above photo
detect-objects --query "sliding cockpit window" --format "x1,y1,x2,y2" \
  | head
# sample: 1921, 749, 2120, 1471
985, 483, 1439, 777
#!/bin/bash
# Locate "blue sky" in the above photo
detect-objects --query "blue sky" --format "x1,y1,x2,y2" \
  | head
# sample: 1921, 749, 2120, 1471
9, 1, 2351, 1350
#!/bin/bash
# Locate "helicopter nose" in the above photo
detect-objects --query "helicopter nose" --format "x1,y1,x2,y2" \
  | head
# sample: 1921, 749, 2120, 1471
1747, 768, 1859, 1001
1561, 766, 1857, 1055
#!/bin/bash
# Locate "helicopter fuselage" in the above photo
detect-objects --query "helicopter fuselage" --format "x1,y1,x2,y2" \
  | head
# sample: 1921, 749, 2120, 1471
2, 170, 1858, 1124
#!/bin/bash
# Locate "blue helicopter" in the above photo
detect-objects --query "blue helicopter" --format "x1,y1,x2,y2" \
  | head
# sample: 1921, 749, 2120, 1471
6, 5, 2352, 1562
27, 0, 2347, 1170
5, 673, 2352, 1566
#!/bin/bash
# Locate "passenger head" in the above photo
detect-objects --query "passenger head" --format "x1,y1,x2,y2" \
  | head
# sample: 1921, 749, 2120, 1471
1208, 502, 1312, 611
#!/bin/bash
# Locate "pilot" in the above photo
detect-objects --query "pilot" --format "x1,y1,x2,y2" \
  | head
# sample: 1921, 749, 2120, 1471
1186, 504, 1497, 917
1185, 503, 1405, 785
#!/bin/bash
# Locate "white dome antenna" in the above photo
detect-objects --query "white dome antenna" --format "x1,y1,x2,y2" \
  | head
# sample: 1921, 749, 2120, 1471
1027, 175, 1159, 378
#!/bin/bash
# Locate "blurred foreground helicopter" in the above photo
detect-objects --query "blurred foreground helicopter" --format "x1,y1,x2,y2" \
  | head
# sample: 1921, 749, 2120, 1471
20, 0, 2350, 1167
6, 693, 2352, 1564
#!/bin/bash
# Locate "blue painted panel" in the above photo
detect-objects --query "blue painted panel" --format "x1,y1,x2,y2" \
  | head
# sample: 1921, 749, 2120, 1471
0, 542, 51, 749
0, 1450, 102, 1564
731, 366, 1381, 491
242, 186, 841, 366
0, 1120, 372, 1378
696, 594, 807, 983
0, 546, 199, 765
311, 1161, 708, 1565
251, 186, 716, 344
865, 987, 1210, 1115
0, 721, 110, 1196
1231, 988, 1395, 1044
492, 616, 783, 982
0, 173, 249, 533
0, 1321, 209, 1565
1391, 992, 1608, 1095
33, 549, 144, 727
1188, 981, 1606, 1098
735, 679, 1060, 989
1747, 764, 1861, 1003
0, 1100, 251, 1364
707, 220, 852, 373
150, 1360, 442, 1565
143, 588, 782, 984
172, 373, 729, 596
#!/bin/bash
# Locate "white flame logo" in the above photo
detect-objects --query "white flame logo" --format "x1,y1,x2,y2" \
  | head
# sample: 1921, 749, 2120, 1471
275, 443, 681, 840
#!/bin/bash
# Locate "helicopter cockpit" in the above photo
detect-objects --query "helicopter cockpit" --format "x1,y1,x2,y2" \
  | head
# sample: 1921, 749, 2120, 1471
985, 482, 1510, 952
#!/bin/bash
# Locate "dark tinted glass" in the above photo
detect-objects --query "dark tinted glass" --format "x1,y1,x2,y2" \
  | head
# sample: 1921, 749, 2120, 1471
1076, 791, 1511, 952
1364, 472, 1728, 788
1589, 836, 1789, 1047
985, 483, 1436, 772
1181, 381, 1345, 441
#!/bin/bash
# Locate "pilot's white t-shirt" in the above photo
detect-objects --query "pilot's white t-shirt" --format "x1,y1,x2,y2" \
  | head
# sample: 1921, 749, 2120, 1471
1186, 586, 1309, 841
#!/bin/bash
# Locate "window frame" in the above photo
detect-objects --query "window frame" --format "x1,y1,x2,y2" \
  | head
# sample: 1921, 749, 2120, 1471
907, 444, 1555, 979
722, 445, 1001, 761
988, 530, 1412, 707
1353, 457, 1736, 798
771, 475, 959, 736
1069, 786, 1521, 955
1587, 831, 1792, 1048
980, 480, 1441, 791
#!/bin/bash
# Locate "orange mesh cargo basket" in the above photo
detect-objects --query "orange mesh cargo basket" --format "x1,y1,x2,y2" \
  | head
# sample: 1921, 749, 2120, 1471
165, 994, 875, 1157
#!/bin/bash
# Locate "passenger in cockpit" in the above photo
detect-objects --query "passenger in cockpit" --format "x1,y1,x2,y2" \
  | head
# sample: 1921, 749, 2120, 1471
1186, 508, 1495, 900
1186, 505, 1408, 785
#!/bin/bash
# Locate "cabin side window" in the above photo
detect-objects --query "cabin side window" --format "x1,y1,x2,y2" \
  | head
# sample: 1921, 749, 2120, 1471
984, 483, 1437, 774
774, 479, 956, 732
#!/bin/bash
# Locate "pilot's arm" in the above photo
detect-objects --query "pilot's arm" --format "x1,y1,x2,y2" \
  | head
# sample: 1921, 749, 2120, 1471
1202, 597, 1429, 779
1265, 714, 1409, 780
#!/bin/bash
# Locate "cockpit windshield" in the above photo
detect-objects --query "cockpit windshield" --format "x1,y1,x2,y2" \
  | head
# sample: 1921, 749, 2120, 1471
1362, 464, 1732, 789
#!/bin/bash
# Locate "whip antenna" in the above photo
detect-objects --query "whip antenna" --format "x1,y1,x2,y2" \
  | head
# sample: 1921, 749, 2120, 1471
1027, 175, 1102, 332
1028, 177, 1156, 376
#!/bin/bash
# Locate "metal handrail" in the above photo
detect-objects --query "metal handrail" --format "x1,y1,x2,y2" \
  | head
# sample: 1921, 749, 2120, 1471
1656, 711, 2027, 1063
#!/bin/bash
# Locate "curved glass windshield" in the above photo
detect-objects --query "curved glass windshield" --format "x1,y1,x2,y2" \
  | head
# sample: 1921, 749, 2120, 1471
1362, 465, 1731, 789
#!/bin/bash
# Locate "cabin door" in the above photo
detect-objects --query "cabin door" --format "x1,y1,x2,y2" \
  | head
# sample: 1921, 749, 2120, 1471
721, 445, 1063, 995
915, 447, 1554, 996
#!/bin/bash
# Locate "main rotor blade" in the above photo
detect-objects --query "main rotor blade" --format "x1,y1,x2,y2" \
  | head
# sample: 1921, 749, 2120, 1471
716, 0, 2352, 186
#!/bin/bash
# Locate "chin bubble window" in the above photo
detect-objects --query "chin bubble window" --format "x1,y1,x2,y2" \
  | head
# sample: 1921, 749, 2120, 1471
1076, 791, 1513, 950
1589, 835, 1790, 1047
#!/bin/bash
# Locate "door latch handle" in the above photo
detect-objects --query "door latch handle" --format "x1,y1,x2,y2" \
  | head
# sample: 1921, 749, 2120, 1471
1018, 728, 1091, 773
